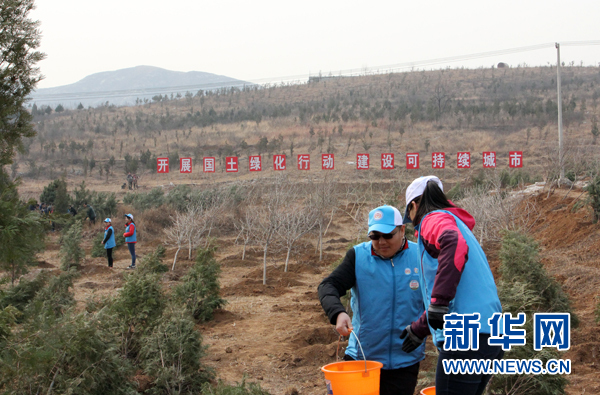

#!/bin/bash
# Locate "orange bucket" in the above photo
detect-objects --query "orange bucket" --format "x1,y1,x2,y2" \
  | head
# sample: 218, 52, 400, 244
321, 360, 383, 395
420, 386, 436, 395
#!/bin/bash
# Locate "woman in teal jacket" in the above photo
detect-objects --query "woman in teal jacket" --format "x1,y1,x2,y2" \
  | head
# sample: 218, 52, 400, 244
101, 218, 116, 268
123, 214, 137, 269
400, 176, 503, 395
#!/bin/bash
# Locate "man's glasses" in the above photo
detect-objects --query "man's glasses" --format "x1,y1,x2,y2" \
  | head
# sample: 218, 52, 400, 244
368, 229, 399, 241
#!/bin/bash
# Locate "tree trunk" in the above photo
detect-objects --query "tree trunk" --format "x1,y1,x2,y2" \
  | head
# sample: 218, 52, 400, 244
319, 223, 323, 261
285, 247, 291, 272
263, 244, 268, 285
242, 242, 246, 260
205, 225, 213, 246
172, 246, 181, 271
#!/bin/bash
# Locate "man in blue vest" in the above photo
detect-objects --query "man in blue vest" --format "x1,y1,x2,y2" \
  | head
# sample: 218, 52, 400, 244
102, 218, 116, 268
318, 205, 426, 395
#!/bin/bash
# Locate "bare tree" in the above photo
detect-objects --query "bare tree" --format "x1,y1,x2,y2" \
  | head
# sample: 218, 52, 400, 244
458, 186, 540, 245
164, 211, 189, 270
254, 174, 292, 284
234, 199, 260, 261
185, 204, 209, 260
309, 175, 339, 261
276, 200, 319, 271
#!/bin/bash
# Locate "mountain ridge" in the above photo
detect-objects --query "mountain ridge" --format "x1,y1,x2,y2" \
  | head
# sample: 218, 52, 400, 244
30, 65, 252, 108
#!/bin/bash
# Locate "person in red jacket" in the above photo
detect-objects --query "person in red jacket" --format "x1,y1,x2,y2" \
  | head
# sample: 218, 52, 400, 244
123, 213, 137, 269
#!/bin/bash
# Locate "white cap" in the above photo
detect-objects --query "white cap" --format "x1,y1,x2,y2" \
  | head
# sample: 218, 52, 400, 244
104, 218, 111, 223
125, 213, 134, 220
403, 176, 443, 224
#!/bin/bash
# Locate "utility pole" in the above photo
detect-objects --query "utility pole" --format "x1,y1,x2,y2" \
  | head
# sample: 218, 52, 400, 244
556, 42, 565, 182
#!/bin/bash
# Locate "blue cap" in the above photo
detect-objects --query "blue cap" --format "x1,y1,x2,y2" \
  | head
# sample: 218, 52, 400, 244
104, 218, 111, 223
368, 206, 403, 234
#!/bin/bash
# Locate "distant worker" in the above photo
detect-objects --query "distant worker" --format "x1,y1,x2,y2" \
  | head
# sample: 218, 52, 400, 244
101, 218, 116, 268
319, 206, 426, 395
83, 202, 96, 225
123, 213, 137, 269
132, 173, 138, 189
127, 172, 133, 190
68, 205, 77, 216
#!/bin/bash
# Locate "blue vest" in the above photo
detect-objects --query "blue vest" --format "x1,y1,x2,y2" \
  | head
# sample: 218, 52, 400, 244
416, 210, 502, 346
347, 241, 426, 369
125, 223, 137, 243
104, 226, 116, 249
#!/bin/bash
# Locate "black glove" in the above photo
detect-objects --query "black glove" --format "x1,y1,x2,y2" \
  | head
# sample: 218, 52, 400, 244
400, 325, 424, 353
428, 304, 449, 330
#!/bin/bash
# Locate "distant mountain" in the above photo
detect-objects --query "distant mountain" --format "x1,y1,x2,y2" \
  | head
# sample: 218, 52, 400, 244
30, 65, 253, 108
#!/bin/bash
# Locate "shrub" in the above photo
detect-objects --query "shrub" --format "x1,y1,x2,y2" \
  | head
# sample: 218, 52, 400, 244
164, 184, 193, 212
25, 272, 76, 320
493, 279, 568, 395
111, 270, 166, 358
0, 271, 49, 314
585, 173, 600, 222
490, 334, 568, 395
140, 306, 212, 394
491, 231, 573, 394
0, 182, 46, 284
60, 221, 84, 271
90, 191, 118, 219
0, 306, 19, 345
39, 178, 68, 209
499, 230, 578, 326
500, 169, 533, 188
137, 244, 169, 275
0, 308, 136, 395
445, 182, 464, 201
138, 206, 175, 238
72, 180, 92, 208
173, 246, 226, 322
123, 187, 165, 211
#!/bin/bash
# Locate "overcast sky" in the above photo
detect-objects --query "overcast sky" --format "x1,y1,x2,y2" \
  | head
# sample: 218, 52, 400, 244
32, 0, 600, 89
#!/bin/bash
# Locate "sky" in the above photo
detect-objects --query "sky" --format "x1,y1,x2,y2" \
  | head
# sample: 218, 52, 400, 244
31, 0, 600, 89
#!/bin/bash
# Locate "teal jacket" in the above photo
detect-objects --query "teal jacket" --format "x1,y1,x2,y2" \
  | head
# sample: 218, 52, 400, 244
124, 223, 137, 243
103, 226, 116, 249
416, 209, 502, 346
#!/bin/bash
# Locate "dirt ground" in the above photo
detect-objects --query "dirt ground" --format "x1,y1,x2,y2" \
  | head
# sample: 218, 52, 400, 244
22, 185, 600, 395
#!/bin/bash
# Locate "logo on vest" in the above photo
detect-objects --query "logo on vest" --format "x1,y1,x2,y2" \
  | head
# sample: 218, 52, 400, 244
404, 268, 411, 275
409, 280, 419, 290
414, 267, 419, 274
373, 211, 383, 220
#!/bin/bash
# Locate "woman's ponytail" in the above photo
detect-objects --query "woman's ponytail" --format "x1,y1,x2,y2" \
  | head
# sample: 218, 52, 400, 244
413, 180, 453, 225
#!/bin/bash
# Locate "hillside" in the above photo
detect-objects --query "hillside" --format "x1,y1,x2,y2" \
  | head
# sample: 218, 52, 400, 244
30, 65, 252, 108
15, 64, 600, 203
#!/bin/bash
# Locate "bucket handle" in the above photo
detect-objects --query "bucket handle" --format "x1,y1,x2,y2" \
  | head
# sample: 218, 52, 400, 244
337, 330, 368, 373
350, 330, 368, 373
